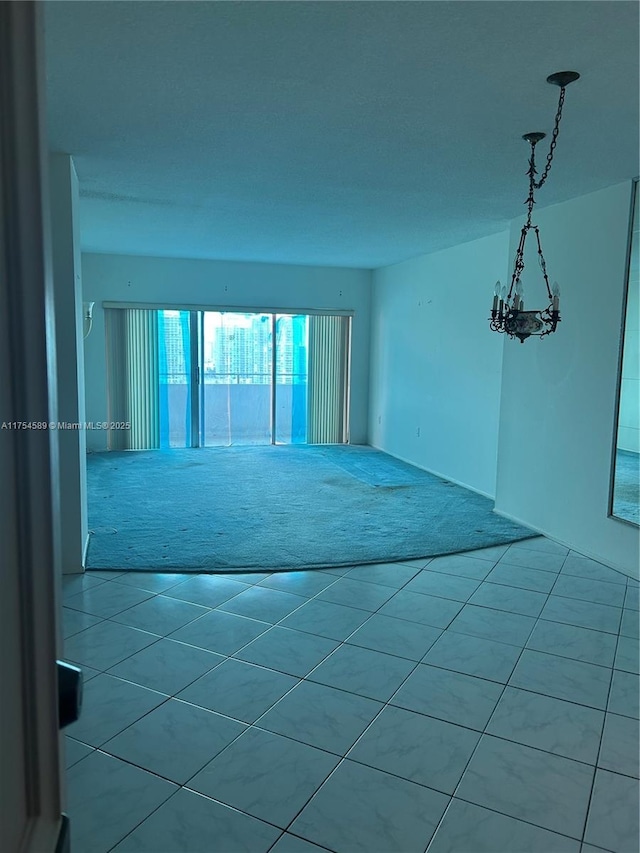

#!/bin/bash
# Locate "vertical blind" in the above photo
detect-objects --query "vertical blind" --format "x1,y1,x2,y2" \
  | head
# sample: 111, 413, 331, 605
307, 314, 350, 444
105, 308, 160, 450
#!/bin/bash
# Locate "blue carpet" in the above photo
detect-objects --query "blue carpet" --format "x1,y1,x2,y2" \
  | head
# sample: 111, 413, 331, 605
86, 444, 535, 572
613, 449, 639, 525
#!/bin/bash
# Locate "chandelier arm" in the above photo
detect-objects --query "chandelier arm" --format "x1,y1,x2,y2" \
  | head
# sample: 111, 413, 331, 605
532, 226, 554, 301
508, 225, 528, 301
533, 86, 567, 190
538, 314, 560, 338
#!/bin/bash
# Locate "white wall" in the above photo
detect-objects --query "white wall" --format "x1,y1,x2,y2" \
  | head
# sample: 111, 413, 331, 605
82, 253, 371, 451
368, 231, 509, 497
496, 181, 639, 578
49, 154, 88, 573
83, 187, 638, 578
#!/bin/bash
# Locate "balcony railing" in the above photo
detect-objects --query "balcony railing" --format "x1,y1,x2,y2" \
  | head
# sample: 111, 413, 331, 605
159, 372, 308, 385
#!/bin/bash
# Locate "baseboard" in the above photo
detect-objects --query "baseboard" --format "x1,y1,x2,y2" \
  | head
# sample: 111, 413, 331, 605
493, 507, 638, 581
368, 444, 495, 500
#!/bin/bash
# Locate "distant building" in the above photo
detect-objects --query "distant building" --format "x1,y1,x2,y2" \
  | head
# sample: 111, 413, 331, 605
161, 311, 188, 383
212, 315, 271, 382
160, 311, 306, 385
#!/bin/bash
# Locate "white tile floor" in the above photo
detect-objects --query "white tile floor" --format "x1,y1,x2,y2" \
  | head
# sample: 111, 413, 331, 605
62, 538, 640, 853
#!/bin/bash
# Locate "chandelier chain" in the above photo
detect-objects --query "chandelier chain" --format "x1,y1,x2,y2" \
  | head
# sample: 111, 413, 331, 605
509, 85, 568, 301
533, 86, 567, 190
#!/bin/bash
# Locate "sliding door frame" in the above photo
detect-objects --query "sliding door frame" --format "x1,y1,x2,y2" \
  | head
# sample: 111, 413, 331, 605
189, 310, 200, 448
270, 314, 277, 445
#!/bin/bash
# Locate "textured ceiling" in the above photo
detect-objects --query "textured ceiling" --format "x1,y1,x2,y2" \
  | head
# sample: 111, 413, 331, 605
44, 1, 639, 269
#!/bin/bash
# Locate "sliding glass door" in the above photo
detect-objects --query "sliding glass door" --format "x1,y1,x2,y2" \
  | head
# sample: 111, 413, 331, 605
275, 314, 308, 444
201, 312, 272, 446
105, 306, 350, 449
158, 310, 192, 448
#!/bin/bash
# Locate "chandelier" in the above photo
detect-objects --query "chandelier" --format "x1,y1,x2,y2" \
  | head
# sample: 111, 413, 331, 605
490, 71, 580, 342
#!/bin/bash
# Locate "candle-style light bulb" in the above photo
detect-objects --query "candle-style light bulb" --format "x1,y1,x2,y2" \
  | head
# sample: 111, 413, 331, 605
515, 278, 522, 295
492, 280, 502, 313
497, 284, 506, 319
552, 281, 560, 312
552, 281, 560, 297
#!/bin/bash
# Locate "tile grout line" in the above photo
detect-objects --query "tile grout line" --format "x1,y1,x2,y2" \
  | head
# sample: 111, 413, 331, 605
65, 546, 637, 852
90, 563, 438, 849
241, 549, 577, 847
577, 610, 625, 849
423, 550, 576, 850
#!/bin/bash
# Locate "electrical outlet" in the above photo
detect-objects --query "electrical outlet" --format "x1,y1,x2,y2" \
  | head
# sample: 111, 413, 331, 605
416, 426, 421, 437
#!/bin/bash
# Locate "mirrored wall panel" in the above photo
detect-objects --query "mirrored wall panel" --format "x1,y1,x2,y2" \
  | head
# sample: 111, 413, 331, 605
611, 180, 639, 525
